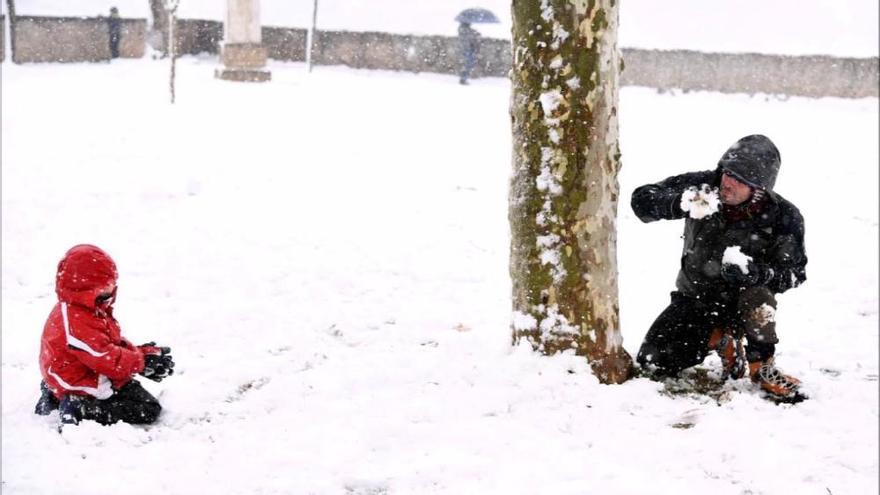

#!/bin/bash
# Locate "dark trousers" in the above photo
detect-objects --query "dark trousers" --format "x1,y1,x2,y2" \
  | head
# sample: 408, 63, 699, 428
109, 22, 121, 58
637, 288, 778, 377
110, 37, 120, 58
59, 379, 161, 425
460, 50, 476, 82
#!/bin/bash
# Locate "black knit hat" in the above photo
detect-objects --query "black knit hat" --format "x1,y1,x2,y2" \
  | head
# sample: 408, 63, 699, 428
718, 135, 781, 192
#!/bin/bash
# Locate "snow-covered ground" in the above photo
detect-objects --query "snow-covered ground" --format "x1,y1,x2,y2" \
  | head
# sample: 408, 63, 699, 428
2, 59, 878, 494
6, 0, 879, 57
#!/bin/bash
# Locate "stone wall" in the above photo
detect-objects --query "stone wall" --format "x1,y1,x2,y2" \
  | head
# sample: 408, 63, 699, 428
12, 16, 146, 63
309, 31, 510, 78
175, 19, 222, 56
263, 27, 307, 62
302, 32, 878, 98
173, 22, 309, 62
119, 19, 148, 59
5, 15, 878, 98
620, 49, 879, 99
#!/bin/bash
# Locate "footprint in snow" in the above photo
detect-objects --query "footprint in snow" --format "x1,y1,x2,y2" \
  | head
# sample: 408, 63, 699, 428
670, 408, 702, 429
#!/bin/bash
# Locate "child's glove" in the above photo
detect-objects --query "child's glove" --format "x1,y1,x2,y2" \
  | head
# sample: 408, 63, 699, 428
139, 343, 175, 382
141, 354, 174, 382
139, 342, 171, 357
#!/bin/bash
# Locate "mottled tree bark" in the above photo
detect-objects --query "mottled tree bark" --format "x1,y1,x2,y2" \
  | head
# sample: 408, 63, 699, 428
509, 0, 632, 383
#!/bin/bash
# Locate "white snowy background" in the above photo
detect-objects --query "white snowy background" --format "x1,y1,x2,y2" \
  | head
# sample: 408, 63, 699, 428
2, 2, 878, 495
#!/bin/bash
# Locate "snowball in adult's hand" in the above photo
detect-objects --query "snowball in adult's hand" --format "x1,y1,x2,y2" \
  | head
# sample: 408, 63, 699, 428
680, 184, 720, 220
722, 246, 753, 274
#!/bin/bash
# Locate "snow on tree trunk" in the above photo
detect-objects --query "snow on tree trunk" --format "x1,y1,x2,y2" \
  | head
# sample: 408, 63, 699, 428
509, 0, 633, 384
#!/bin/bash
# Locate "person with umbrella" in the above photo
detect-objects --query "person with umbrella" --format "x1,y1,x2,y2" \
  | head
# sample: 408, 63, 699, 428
108, 6, 122, 59
455, 8, 499, 85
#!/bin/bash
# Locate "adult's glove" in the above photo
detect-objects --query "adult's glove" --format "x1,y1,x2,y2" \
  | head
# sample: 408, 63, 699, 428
721, 260, 771, 287
139, 342, 175, 382
680, 184, 720, 220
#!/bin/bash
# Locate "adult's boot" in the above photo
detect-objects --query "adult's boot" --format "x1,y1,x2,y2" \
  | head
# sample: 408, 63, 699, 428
749, 357, 805, 402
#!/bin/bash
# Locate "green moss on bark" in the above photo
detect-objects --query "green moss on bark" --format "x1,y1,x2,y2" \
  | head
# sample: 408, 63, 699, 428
509, 0, 632, 383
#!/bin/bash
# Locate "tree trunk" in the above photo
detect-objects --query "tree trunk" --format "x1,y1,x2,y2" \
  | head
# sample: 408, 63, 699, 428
306, 0, 318, 72
509, 0, 633, 384
6, 0, 17, 63
168, 7, 177, 103
149, 0, 169, 56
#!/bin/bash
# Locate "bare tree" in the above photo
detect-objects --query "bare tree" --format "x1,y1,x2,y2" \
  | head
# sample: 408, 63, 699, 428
306, 0, 318, 72
165, 0, 179, 103
509, 0, 632, 383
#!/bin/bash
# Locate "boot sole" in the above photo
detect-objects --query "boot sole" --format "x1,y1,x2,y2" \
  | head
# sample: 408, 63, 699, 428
764, 390, 809, 405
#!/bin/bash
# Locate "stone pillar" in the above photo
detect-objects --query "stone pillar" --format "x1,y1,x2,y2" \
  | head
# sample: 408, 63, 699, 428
215, 0, 270, 82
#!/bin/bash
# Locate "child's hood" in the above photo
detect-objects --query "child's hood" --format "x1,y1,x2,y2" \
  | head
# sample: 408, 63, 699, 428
55, 244, 118, 309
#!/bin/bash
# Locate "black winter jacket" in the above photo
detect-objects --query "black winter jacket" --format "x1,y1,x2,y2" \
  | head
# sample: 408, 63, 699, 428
458, 23, 481, 56
631, 136, 807, 300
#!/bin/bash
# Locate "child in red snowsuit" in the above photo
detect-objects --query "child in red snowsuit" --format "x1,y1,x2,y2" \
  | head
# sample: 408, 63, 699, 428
35, 244, 175, 425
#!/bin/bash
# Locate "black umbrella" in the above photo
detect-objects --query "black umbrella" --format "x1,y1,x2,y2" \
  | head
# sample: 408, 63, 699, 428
455, 8, 500, 24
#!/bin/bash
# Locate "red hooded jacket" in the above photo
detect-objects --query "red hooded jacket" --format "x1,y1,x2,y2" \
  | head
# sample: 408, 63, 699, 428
39, 245, 145, 400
